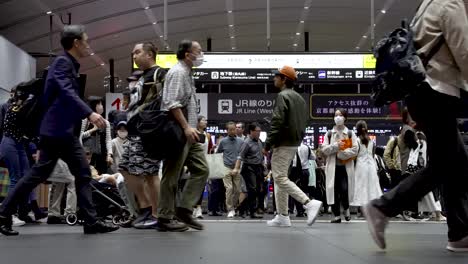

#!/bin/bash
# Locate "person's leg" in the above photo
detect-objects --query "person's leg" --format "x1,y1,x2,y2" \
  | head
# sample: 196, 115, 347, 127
0, 137, 21, 208
48, 182, 65, 217
60, 138, 98, 225
0, 137, 59, 218
271, 147, 310, 215
159, 142, 190, 220
144, 175, 160, 218
241, 164, 256, 216
65, 181, 77, 215
179, 143, 209, 212
121, 171, 151, 210
332, 168, 343, 218
222, 170, 234, 213
339, 167, 350, 219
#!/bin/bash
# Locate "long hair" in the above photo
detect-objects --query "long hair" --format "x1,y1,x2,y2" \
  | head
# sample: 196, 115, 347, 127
356, 120, 370, 146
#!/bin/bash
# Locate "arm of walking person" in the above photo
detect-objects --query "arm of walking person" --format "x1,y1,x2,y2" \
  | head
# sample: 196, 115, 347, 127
234, 141, 248, 174
105, 120, 113, 165
265, 95, 286, 152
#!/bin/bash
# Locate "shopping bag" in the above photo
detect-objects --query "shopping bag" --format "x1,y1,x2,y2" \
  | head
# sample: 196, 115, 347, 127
206, 153, 228, 179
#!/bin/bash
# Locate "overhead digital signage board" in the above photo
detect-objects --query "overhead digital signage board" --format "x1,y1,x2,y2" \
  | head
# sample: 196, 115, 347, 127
133, 53, 376, 83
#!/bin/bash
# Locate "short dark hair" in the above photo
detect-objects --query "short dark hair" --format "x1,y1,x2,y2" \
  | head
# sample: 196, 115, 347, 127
278, 75, 295, 88
248, 123, 261, 132
87, 96, 103, 112
176, 39, 193, 60
198, 115, 206, 123
141, 42, 158, 59
61, 25, 86, 50
335, 108, 348, 120
226, 121, 236, 129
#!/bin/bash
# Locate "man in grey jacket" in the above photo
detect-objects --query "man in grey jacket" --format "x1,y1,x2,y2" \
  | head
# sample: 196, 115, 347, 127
363, 0, 468, 252
264, 65, 322, 228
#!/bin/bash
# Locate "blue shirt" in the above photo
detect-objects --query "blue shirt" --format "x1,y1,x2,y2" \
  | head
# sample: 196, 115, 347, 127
40, 52, 93, 138
217, 136, 244, 169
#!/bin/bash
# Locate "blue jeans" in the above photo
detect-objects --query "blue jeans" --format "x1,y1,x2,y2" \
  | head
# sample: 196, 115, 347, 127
0, 137, 35, 200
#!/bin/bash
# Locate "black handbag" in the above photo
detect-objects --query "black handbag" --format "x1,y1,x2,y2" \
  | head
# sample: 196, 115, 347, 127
136, 100, 187, 160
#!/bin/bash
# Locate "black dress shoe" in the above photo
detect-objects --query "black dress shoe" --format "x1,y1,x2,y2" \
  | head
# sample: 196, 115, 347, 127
345, 216, 351, 222
176, 207, 204, 230
331, 218, 342, 224
296, 213, 305, 218
47, 215, 66, 225
250, 213, 263, 219
83, 220, 120, 234
0, 216, 19, 236
155, 219, 189, 232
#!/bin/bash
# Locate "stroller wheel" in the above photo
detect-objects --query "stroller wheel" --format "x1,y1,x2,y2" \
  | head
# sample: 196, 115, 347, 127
66, 214, 78, 226
112, 215, 121, 225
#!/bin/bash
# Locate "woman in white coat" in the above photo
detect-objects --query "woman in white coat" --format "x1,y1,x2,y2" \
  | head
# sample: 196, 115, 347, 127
321, 109, 359, 223
351, 121, 382, 207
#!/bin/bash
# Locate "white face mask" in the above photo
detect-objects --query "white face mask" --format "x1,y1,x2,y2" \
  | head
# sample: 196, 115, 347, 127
192, 53, 204, 67
334, 116, 345, 126
117, 130, 128, 139
96, 104, 104, 115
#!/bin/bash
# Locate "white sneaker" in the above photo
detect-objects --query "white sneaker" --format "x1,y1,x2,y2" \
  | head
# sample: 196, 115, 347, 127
227, 210, 235, 218
267, 214, 291, 227
304, 200, 322, 226
195, 207, 203, 219
12, 216, 25, 227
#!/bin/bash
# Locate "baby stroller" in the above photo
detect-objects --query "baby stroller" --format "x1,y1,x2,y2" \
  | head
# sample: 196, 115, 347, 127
66, 180, 131, 226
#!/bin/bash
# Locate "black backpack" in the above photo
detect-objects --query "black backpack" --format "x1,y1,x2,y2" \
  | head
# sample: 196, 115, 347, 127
13, 76, 47, 139
371, 0, 444, 106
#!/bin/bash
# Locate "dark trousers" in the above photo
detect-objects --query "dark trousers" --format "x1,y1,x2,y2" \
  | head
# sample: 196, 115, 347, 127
208, 179, 224, 213
388, 169, 403, 189
0, 136, 97, 224
241, 164, 263, 215
332, 166, 349, 217
373, 83, 468, 242
258, 179, 268, 211
288, 168, 310, 215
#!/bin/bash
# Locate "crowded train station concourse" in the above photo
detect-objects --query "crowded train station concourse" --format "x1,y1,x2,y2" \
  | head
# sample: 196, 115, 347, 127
0, 0, 468, 263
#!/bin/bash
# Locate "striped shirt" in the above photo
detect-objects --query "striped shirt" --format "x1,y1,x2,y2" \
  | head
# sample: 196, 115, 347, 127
162, 61, 198, 128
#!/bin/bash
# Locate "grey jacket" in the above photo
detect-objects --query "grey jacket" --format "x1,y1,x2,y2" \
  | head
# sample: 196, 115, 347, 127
412, 0, 468, 98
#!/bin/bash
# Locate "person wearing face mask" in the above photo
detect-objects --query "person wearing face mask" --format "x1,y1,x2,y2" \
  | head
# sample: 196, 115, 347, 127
80, 96, 113, 175
321, 108, 359, 223
157, 39, 209, 232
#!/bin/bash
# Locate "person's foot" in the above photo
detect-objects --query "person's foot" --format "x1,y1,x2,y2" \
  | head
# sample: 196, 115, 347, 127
133, 215, 158, 229
296, 213, 305, 217
131, 208, 152, 227
447, 236, 468, 252
83, 220, 120, 234
250, 213, 263, 219
47, 215, 66, 225
34, 211, 48, 221
344, 209, 351, 221
267, 215, 291, 227
155, 219, 189, 232
257, 208, 265, 215
12, 215, 25, 227
208, 211, 221, 217
227, 210, 235, 218
18, 214, 36, 224
0, 215, 19, 236
194, 206, 203, 219
362, 203, 389, 250
331, 217, 342, 223
304, 200, 323, 226
176, 208, 204, 230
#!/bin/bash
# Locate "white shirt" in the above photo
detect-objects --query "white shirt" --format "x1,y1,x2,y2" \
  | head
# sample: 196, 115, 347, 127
292, 144, 316, 170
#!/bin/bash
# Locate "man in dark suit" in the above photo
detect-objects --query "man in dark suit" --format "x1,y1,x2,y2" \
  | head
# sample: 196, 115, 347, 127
0, 25, 119, 236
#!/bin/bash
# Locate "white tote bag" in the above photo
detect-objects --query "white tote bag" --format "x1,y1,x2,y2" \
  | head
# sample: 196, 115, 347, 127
206, 153, 228, 179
